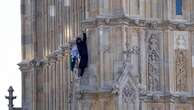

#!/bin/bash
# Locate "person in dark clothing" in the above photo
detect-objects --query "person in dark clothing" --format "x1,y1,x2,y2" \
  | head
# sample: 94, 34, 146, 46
76, 32, 88, 77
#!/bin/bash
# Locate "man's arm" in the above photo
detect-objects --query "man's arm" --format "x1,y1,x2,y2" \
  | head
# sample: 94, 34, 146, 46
83, 33, 87, 42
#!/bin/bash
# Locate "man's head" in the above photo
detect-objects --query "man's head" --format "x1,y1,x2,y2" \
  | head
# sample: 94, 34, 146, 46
83, 32, 86, 37
76, 37, 82, 43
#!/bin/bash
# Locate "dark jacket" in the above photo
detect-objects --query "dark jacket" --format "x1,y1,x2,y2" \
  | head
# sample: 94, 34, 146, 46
76, 33, 88, 69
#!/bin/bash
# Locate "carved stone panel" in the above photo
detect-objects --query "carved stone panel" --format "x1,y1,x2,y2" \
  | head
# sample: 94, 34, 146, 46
146, 32, 161, 91
174, 31, 189, 50
121, 79, 139, 110
173, 31, 189, 92
175, 50, 187, 91
121, 83, 136, 104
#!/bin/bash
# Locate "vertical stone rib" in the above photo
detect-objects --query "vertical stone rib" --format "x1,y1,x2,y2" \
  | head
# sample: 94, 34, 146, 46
21, 0, 25, 59
56, 60, 59, 110
72, 0, 75, 39
62, 57, 65, 110
51, 0, 54, 52
59, 59, 62, 110
64, 3, 67, 43
53, 0, 56, 51
49, 65, 52, 110
63, 56, 68, 110
47, 66, 50, 110
48, 0, 51, 54
54, 63, 56, 110
31, 0, 38, 109
55, 0, 58, 49
70, 0, 73, 41
44, 0, 48, 56
52, 64, 55, 110
61, 0, 64, 46
43, 66, 47, 110
55, 63, 58, 110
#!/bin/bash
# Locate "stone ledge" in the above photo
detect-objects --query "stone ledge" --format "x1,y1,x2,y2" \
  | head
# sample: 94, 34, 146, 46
13, 108, 22, 110
18, 44, 69, 70
82, 16, 194, 31
140, 92, 194, 103
79, 88, 112, 95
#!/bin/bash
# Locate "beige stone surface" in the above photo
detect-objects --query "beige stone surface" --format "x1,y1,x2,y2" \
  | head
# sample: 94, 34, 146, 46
19, 0, 194, 110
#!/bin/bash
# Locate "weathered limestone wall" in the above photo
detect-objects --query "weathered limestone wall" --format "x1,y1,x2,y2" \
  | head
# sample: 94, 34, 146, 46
20, 0, 85, 110
19, 0, 194, 110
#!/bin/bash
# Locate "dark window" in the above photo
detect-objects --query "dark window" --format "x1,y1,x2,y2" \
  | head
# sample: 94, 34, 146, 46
176, 0, 183, 15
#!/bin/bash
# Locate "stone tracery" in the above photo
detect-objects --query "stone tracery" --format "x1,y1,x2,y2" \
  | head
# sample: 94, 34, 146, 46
121, 83, 136, 103
147, 34, 161, 91
176, 50, 187, 91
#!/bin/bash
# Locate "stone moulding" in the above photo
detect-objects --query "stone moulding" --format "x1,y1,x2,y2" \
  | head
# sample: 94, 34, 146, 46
123, 46, 140, 55
146, 33, 161, 91
112, 62, 133, 95
140, 92, 194, 103
75, 86, 113, 100
18, 60, 34, 71
79, 89, 112, 95
82, 16, 194, 31
18, 44, 69, 69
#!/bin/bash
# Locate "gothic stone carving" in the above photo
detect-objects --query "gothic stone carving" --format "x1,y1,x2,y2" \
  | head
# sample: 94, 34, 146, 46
174, 31, 189, 50
123, 46, 140, 56
147, 33, 161, 91
175, 50, 187, 91
121, 82, 136, 104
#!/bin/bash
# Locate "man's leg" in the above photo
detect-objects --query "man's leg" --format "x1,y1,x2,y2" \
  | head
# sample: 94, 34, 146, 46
78, 68, 81, 77
80, 68, 85, 77
71, 57, 76, 71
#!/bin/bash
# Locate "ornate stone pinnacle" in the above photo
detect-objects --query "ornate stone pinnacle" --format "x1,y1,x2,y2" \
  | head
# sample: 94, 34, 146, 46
5, 86, 17, 110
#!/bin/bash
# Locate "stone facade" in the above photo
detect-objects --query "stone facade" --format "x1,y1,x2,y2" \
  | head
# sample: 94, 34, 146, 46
19, 0, 194, 110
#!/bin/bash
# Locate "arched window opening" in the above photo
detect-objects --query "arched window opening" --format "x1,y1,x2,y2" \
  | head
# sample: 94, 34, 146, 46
176, 0, 183, 15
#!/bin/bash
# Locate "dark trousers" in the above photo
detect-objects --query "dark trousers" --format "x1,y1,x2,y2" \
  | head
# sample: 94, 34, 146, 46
71, 57, 77, 71
78, 68, 85, 77
78, 56, 88, 77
